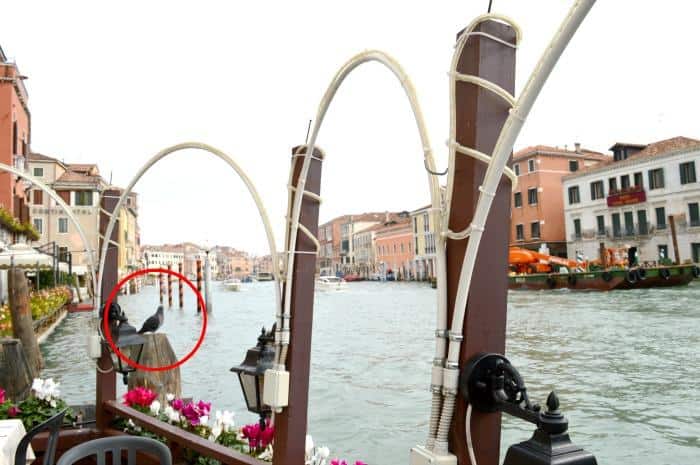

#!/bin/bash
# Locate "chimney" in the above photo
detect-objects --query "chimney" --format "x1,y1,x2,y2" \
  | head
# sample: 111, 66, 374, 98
574, 142, 581, 154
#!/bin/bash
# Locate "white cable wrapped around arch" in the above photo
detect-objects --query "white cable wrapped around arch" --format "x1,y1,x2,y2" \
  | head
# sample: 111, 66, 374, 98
95, 142, 282, 326
279, 51, 446, 426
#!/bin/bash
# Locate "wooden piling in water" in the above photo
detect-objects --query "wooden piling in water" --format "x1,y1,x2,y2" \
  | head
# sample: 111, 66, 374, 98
8, 268, 43, 377
0, 339, 34, 401
445, 21, 515, 465
167, 264, 173, 308
127, 333, 182, 402
158, 272, 164, 304
196, 259, 202, 313
178, 262, 184, 308
273, 145, 324, 465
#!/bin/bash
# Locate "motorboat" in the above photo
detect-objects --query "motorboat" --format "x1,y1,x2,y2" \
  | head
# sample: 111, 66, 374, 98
316, 276, 347, 291
222, 278, 242, 291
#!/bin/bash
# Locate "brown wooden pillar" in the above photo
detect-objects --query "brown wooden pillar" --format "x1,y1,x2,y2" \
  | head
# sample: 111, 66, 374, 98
96, 189, 120, 431
272, 146, 323, 465
669, 215, 680, 265
445, 21, 516, 465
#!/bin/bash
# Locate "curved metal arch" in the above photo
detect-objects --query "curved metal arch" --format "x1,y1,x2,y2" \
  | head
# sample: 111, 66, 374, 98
0, 163, 98, 293
96, 142, 281, 315
281, 50, 446, 367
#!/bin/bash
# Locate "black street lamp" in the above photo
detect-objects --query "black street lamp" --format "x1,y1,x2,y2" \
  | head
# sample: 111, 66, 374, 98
461, 353, 597, 465
230, 326, 275, 428
102, 302, 146, 385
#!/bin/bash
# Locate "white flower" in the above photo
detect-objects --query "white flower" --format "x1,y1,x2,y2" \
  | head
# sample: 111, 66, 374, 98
209, 424, 223, 441
199, 415, 209, 426
149, 400, 161, 416
50, 400, 57, 408
163, 406, 180, 424
317, 447, 330, 459
166, 393, 175, 402
258, 444, 273, 461
219, 410, 235, 431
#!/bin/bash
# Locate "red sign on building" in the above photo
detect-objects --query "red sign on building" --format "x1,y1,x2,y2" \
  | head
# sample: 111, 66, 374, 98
607, 188, 647, 207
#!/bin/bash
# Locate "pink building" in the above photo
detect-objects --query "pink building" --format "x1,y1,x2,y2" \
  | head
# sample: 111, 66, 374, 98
374, 215, 414, 280
510, 144, 609, 257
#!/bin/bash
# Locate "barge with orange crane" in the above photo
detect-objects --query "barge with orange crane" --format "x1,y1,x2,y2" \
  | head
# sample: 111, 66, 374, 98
508, 247, 699, 290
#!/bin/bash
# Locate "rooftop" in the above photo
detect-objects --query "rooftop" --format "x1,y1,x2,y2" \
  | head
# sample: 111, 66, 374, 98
564, 136, 700, 179
513, 144, 609, 162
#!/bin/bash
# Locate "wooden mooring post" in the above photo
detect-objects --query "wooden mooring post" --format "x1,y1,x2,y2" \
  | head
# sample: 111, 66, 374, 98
128, 333, 181, 402
8, 268, 43, 377
167, 264, 173, 308
445, 20, 516, 465
272, 145, 323, 465
97, 188, 120, 430
178, 262, 184, 308
159, 272, 164, 304
196, 259, 202, 313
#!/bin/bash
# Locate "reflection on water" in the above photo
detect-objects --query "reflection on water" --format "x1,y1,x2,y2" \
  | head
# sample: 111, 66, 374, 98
41, 281, 700, 464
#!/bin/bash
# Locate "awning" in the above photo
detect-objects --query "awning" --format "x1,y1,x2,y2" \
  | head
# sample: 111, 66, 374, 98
0, 243, 53, 270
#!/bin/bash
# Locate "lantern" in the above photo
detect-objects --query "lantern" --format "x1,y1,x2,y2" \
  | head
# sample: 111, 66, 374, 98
106, 320, 146, 385
230, 327, 275, 425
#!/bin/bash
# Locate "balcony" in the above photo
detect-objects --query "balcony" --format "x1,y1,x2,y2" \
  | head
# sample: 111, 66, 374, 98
606, 185, 646, 207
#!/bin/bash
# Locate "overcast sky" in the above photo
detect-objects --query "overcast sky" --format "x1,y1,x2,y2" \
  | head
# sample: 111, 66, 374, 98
2, 1, 697, 254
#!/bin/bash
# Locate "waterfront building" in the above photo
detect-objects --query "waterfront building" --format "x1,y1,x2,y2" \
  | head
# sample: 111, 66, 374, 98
318, 212, 391, 276
0, 45, 32, 243
114, 188, 141, 286
510, 144, 610, 257
28, 154, 107, 270
142, 244, 184, 268
562, 136, 700, 264
410, 205, 438, 280
252, 254, 273, 275
214, 246, 251, 279
374, 214, 414, 280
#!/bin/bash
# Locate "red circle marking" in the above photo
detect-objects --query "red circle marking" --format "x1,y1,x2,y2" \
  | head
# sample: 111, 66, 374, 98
102, 267, 207, 372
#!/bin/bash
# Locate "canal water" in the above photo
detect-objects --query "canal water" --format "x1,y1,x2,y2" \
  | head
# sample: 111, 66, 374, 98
40, 281, 700, 464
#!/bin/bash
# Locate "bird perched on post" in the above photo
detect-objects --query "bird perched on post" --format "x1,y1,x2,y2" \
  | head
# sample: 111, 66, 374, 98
102, 302, 129, 340
138, 305, 164, 334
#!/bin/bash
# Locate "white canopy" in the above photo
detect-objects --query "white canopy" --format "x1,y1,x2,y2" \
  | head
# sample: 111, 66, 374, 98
0, 243, 54, 270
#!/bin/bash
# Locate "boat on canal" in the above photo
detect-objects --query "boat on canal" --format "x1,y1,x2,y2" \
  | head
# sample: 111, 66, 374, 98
316, 276, 347, 291
508, 246, 700, 290
222, 278, 242, 291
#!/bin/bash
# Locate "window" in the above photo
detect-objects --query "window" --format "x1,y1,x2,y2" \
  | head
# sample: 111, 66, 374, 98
58, 217, 68, 234
692, 243, 700, 263
515, 224, 524, 241
74, 191, 93, 206
637, 210, 648, 235
608, 177, 618, 193
624, 211, 634, 236
590, 181, 605, 200
658, 244, 668, 260
32, 190, 43, 205
568, 186, 580, 205
689, 202, 700, 227
612, 213, 622, 238
513, 192, 522, 208
633, 172, 643, 188
530, 222, 540, 238
423, 213, 429, 232
513, 163, 520, 176
528, 159, 535, 172
573, 219, 582, 239
33, 218, 42, 234
569, 160, 579, 172
680, 161, 697, 185
655, 207, 666, 229
413, 218, 418, 233
596, 215, 605, 236
527, 188, 538, 205
648, 168, 665, 189
33, 167, 44, 177
621, 175, 630, 189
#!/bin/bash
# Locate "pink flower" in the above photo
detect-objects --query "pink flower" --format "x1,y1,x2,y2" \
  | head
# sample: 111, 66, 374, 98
8, 405, 21, 417
171, 398, 184, 411
355, 462, 367, 465
0, 388, 5, 404
196, 400, 211, 416
123, 387, 158, 408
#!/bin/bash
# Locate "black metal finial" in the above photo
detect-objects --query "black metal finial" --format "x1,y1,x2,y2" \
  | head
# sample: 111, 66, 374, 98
546, 391, 560, 413
488, 0, 493, 13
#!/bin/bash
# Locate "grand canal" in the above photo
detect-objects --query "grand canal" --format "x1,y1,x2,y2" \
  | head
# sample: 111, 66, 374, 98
40, 281, 700, 464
